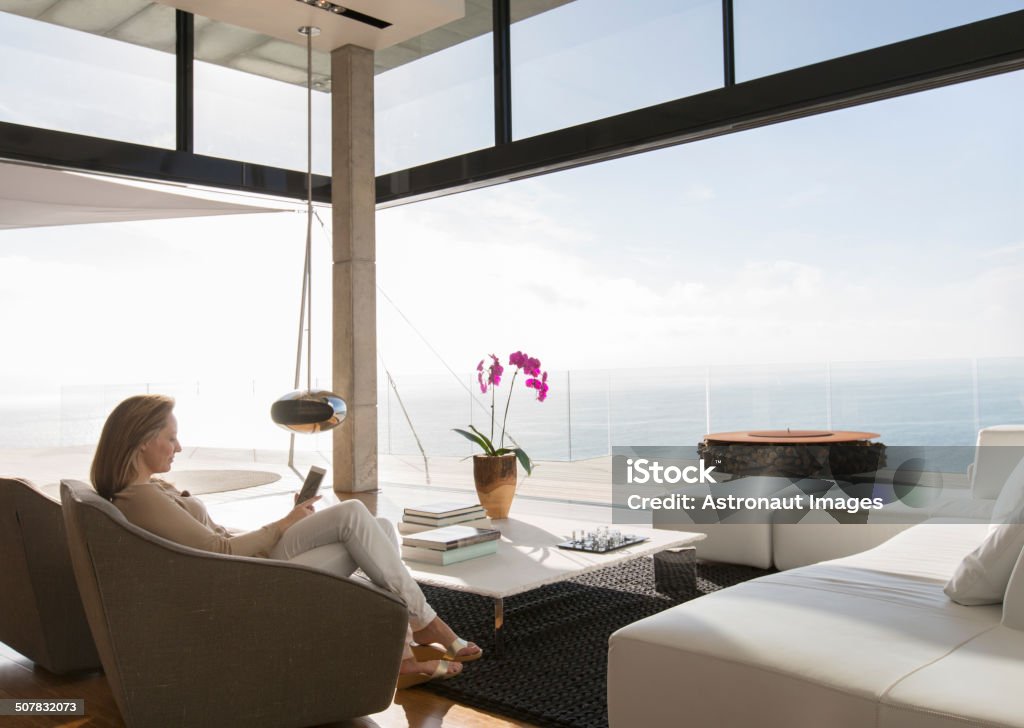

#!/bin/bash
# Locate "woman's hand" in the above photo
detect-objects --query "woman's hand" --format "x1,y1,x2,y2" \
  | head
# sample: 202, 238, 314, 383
275, 495, 321, 534
294, 491, 318, 506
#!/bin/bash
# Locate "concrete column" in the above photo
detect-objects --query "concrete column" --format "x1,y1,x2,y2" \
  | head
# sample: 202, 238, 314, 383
331, 45, 377, 493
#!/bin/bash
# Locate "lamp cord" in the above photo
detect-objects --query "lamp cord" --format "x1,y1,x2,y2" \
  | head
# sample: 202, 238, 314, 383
305, 27, 314, 394
293, 28, 315, 393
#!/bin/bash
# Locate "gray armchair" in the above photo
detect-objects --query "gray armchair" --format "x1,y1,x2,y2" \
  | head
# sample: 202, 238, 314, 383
60, 479, 408, 728
0, 477, 100, 673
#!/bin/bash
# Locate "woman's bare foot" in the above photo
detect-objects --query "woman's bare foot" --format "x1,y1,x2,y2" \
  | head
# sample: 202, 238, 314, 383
412, 616, 483, 660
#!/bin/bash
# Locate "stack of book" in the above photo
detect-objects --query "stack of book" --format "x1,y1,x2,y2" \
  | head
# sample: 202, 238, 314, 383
401, 524, 502, 565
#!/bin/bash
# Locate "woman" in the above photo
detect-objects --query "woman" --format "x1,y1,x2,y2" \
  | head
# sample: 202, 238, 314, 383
90, 394, 481, 688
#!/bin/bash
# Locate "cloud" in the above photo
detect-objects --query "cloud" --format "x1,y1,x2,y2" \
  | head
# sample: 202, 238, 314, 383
376, 194, 1024, 376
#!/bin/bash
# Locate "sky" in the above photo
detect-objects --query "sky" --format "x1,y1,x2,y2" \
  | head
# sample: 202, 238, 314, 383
376, 69, 1024, 378
0, 2, 1022, 405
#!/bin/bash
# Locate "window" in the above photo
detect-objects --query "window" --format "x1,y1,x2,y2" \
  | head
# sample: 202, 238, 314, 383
0, 195, 334, 453
193, 19, 331, 173
375, 1, 494, 174
376, 69, 1024, 478
0, 10, 174, 147
734, 0, 1024, 82
511, 0, 722, 140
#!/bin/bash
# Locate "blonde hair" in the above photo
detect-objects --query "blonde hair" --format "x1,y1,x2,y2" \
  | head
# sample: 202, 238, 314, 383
91, 394, 175, 500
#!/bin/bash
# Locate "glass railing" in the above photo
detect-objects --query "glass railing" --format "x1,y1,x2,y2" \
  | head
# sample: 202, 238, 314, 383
379, 356, 1024, 464
0, 357, 1020, 468
51, 379, 334, 454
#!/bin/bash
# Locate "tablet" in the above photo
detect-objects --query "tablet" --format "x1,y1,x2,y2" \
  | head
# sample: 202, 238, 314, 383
297, 465, 326, 503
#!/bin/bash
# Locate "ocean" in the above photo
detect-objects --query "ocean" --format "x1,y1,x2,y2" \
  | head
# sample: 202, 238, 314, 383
2, 358, 1022, 468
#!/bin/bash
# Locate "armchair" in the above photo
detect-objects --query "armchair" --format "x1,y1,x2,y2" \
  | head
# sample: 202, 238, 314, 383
0, 477, 100, 673
60, 479, 408, 728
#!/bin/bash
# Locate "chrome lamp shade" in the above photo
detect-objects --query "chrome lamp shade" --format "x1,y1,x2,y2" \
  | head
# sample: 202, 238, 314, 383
271, 389, 347, 434
269, 24, 348, 442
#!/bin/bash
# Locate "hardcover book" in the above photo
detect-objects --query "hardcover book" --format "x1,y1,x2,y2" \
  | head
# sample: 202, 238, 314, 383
403, 502, 485, 519
398, 518, 492, 536
401, 525, 501, 551
401, 540, 498, 565
403, 511, 487, 527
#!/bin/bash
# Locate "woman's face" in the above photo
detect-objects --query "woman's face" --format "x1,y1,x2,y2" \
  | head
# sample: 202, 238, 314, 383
139, 414, 182, 476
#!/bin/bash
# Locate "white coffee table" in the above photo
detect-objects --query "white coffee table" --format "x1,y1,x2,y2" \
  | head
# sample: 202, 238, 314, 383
404, 515, 705, 653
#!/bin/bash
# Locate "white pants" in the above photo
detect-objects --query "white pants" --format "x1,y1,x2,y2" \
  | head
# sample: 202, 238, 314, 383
269, 500, 437, 639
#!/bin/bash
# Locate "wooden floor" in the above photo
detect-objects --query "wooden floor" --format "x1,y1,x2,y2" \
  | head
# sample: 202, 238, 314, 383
0, 641, 534, 728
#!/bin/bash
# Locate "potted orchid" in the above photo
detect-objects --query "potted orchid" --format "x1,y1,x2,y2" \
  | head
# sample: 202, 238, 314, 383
454, 351, 550, 518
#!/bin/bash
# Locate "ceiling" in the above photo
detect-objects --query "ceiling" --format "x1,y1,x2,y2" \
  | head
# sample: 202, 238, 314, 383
160, 0, 465, 52
0, 161, 293, 230
0, 0, 575, 229
0, 0, 572, 91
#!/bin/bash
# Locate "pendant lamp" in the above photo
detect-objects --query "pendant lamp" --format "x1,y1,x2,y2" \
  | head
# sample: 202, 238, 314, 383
271, 25, 346, 440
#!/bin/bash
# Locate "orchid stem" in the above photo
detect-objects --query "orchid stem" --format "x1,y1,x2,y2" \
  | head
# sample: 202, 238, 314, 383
500, 370, 517, 450
489, 384, 495, 451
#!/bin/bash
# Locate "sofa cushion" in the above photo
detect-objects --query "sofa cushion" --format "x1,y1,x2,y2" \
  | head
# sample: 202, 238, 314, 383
609, 523, 995, 728
879, 626, 1024, 728
773, 515, 912, 571
650, 520, 773, 568
652, 476, 797, 569
825, 520, 989, 578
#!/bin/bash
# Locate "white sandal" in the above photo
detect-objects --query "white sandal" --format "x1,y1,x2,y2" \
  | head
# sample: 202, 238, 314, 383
396, 646, 462, 689
441, 636, 483, 662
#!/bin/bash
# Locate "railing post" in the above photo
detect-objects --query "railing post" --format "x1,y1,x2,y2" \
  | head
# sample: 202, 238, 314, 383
826, 361, 833, 429
606, 371, 612, 456
972, 358, 981, 433
704, 366, 712, 433
469, 374, 475, 457
567, 370, 572, 461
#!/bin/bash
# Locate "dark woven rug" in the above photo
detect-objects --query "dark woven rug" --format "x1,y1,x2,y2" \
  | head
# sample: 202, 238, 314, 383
417, 557, 772, 728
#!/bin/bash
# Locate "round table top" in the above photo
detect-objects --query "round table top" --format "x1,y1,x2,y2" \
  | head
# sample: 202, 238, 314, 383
704, 429, 881, 444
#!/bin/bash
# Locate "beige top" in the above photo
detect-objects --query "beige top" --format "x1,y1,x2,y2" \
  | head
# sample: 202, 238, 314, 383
113, 480, 281, 557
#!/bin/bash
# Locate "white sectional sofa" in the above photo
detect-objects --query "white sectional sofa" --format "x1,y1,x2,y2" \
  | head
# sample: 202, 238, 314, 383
609, 521, 1024, 727
651, 475, 927, 569
654, 426, 1024, 570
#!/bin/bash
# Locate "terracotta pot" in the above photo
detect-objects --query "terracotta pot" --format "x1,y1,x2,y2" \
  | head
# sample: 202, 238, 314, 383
473, 453, 518, 519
